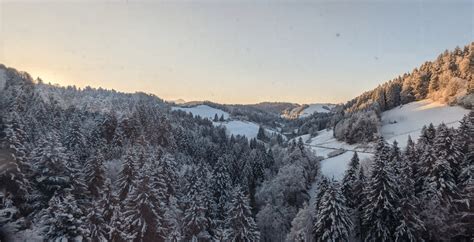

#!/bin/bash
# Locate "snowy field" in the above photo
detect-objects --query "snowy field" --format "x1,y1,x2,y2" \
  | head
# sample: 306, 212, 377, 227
217, 120, 262, 139
320, 151, 373, 180
306, 99, 469, 179
172, 105, 278, 139
172, 105, 230, 120
299, 104, 335, 118
381, 99, 470, 147
0, 68, 6, 90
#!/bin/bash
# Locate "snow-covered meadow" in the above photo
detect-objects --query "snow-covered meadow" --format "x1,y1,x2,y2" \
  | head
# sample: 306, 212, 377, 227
304, 99, 470, 179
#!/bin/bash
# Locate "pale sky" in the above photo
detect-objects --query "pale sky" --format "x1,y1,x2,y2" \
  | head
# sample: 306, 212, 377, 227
0, 0, 473, 104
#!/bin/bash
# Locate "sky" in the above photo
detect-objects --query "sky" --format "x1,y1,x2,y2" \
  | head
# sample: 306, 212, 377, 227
0, 0, 473, 104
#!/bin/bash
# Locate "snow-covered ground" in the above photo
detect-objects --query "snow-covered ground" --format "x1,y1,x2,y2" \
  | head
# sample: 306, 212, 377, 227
306, 99, 469, 179
172, 105, 279, 139
320, 151, 373, 180
381, 99, 470, 147
216, 120, 262, 139
172, 105, 230, 120
0, 68, 6, 90
299, 104, 335, 118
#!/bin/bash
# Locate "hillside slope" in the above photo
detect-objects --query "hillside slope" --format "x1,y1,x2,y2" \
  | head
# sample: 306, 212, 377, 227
303, 99, 470, 179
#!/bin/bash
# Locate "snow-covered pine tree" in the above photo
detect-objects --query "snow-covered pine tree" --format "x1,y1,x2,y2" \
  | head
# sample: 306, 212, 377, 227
429, 123, 459, 205
394, 144, 425, 242
182, 169, 211, 241
404, 136, 419, 182
257, 126, 267, 141
362, 137, 399, 241
313, 179, 353, 242
354, 166, 367, 240
86, 200, 108, 242
418, 124, 461, 240
122, 162, 168, 242
3, 112, 32, 212
224, 186, 260, 242
117, 149, 138, 201
39, 190, 89, 241
0, 191, 22, 238
30, 132, 72, 208
389, 140, 402, 177
212, 157, 232, 226
342, 152, 360, 209
84, 151, 106, 198
63, 117, 86, 162
158, 153, 179, 200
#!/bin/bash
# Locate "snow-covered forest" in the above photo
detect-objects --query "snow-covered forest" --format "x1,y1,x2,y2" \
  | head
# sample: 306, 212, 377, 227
0, 43, 473, 242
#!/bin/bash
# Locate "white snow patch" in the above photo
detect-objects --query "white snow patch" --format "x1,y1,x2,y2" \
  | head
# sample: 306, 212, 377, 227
381, 99, 470, 147
299, 104, 335, 118
216, 120, 279, 139
0, 68, 6, 90
320, 151, 372, 180
302, 129, 373, 159
172, 105, 229, 120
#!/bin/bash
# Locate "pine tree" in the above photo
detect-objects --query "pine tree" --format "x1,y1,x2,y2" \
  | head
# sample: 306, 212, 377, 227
354, 166, 367, 240
404, 136, 419, 185
394, 154, 425, 242
214, 113, 219, 122
363, 137, 399, 241
313, 180, 353, 242
342, 152, 360, 209
257, 126, 267, 141
3, 112, 32, 213
428, 124, 459, 205
182, 168, 211, 241
86, 201, 108, 242
30, 132, 71, 208
84, 151, 106, 198
224, 186, 260, 242
212, 157, 232, 225
40, 190, 89, 241
122, 162, 169, 242
219, 114, 225, 122
117, 149, 138, 201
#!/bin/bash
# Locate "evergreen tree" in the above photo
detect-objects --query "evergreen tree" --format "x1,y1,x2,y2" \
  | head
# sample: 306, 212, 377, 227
342, 152, 360, 209
394, 150, 425, 242
84, 151, 106, 198
214, 113, 219, 122
219, 114, 225, 122
363, 137, 399, 241
30, 132, 71, 208
428, 124, 459, 205
182, 172, 210, 241
224, 186, 260, 242
257, 126, 267, 141
40, 190, 89, 241
122, 162, 168, 242
313, 180, 353, 242
86, 201, 108, 242
117, 149, 138, 201
212, 157, 232, 225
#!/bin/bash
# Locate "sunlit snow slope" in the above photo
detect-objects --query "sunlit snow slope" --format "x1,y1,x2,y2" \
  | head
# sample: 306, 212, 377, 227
381, 99, 470, 147
306, 99, 469, 179
299, 104, 335, 118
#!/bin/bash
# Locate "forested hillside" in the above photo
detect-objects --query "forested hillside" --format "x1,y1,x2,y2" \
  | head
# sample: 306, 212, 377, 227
332, 43, 473, 144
